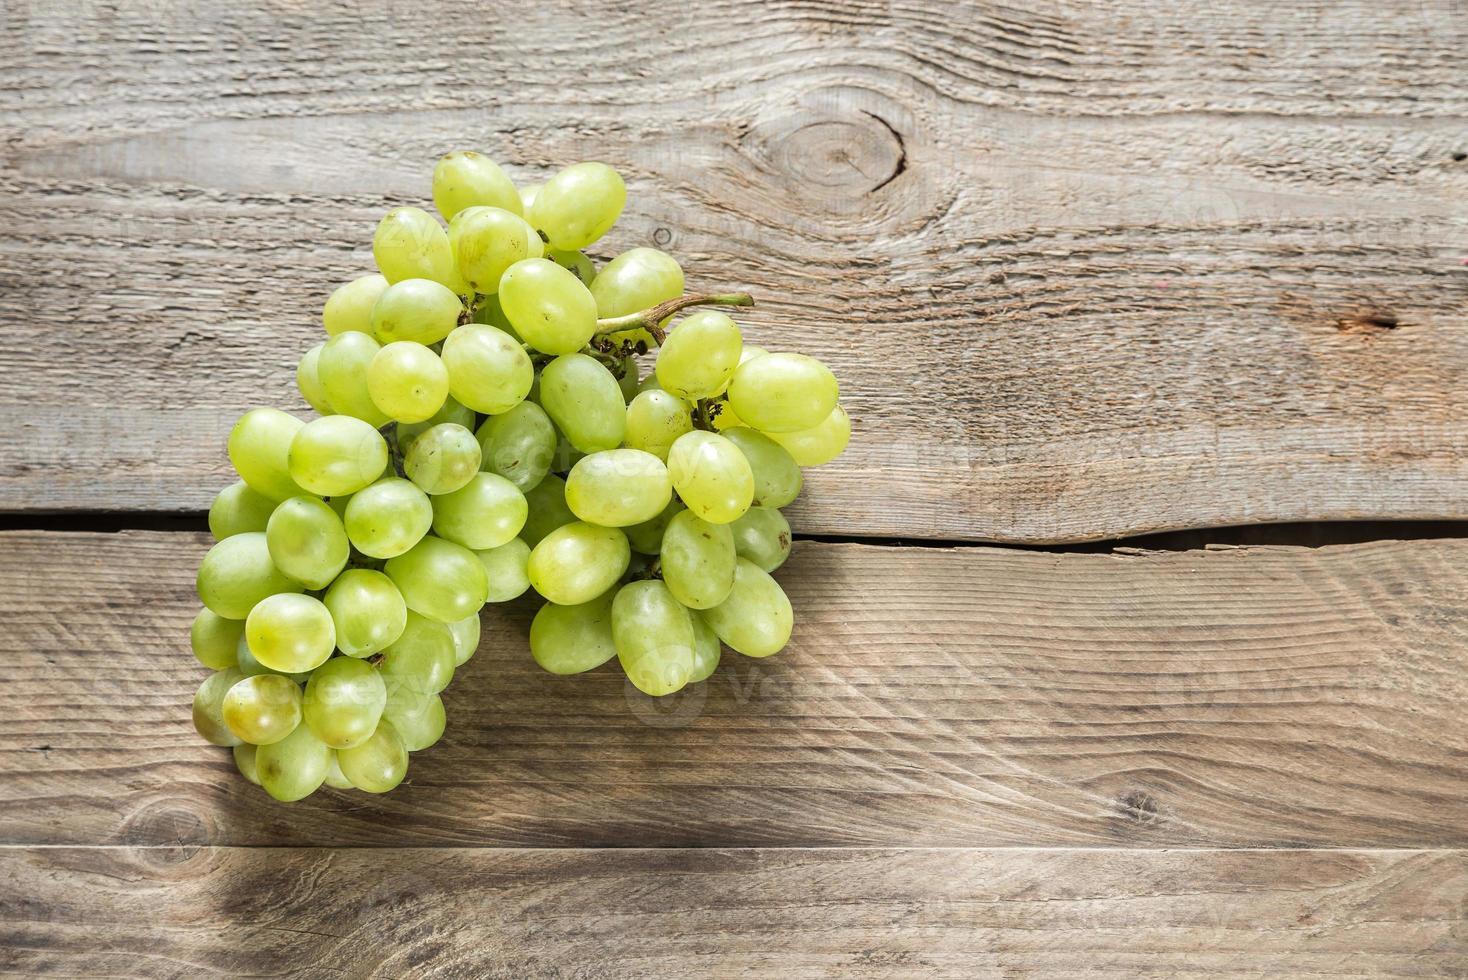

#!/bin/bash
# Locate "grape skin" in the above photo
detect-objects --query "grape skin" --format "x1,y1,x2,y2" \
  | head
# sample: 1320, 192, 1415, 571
659, 510, 737, 610
666, 431, 755, 525
323, 569, 408, 658
727, 352, 840, 434
564, 449, 672, 528
208, 480, 278, 540
539, 353, 626, 453
529, 589, 619, 675
303, 656, 387, 750
430, 471, 528, 551
475, 401, 557, 492
403, 422, 482, 495
655, 310, 742, 400
228, 408, 305, 502
613, 580, 695, 697
385, 536, 490, 623
526, 522, 630, 606
529, 162, 625, 251
700, 559, 794, 659
323, 274, 389, 336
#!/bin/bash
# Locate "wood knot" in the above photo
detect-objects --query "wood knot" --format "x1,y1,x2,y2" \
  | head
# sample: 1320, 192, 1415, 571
121, 797, 213, 848
1115, 789, 1161, 826
1336, 311, 1399, 334
746, 108, 907, 202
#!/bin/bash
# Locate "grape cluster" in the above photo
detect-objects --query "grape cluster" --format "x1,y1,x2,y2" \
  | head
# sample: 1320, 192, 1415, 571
190, 151, 850, 801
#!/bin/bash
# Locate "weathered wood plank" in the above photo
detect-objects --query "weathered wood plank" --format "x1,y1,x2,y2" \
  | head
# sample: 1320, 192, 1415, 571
1, 2, 1465, 539
2, 846, 1463, 978
3, 531, 1466, 848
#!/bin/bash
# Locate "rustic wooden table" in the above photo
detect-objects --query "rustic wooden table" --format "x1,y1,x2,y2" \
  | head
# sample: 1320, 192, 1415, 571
3, 1, 1466, 976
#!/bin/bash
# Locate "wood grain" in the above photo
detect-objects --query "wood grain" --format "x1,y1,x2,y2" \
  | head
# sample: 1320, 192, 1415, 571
4, 530, 1466, 849
2, 846, 1463, 978
1, 2, 1465, 539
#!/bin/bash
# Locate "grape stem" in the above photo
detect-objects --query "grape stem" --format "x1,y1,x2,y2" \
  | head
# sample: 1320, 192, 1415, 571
592, 292, 754, 345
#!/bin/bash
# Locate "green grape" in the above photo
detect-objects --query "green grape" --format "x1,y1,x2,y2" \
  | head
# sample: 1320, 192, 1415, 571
192, 668, 246, 746
197, 531, 300, 619
297, 343, 335, 415
550, 432, 586, 474
637, 373, 664, 394
721, 427, 803, 508
656, 310, 742, 400
520, 474, 576, 547
476, 538, 531, 602
447, 612, 481, 665
616, 356, 640, 402
208, 480, 277, 539
623, 389, 692, 461
325, 492, 352, 521
397, 395, 475, 450
256, 721, 332, 802
666, 431, 754, 524
688, 612, 722, 684
431, 471, 527, 550
546, 248, 596, 286
337, 719, 409, 793
449, 205, 543, 293
433, 151, 522, 221
659, 510, 737, 609
245, 593, 336, 673
383, 689, 446, 752
318, 331, 390, 427
380, 611, 457, 697
475, 400, 556, 492
366, 341, 449, 423
440, 324, 533, 414
538, 353, 626, 452
472, 291, 515, 332
191, 608, 245, 669
727, 352, 839, 433
234, 743, 261, 786
288, 415, 389, 497
564, 449, 671, 527
228, 408, 305, 502
612, 580, 694, 697
498, 258, 598, 355
343, 477, 433, 558
529, 588, 618, 674
303, 656, 387, 750
323, 569, 408, 658
384, 536, 489, 623
370, 278, 464, 347
373, 206, 465, 293
526, 522, 630, 605
265, 495, 349, 590
323, 274, 389, 336
623, 498, 684, 555
403, 422, 481, 495
323, 750, 353, 789
740, 345, 770, 364
529, 162, 626, 250
728, 505, 792, 572
701, 559, 793, 658
518, 182, 541, 213
223, 673, 303, 746
236, 632, 311, 683
589, 247, 683, 317
767, 403, 851, 466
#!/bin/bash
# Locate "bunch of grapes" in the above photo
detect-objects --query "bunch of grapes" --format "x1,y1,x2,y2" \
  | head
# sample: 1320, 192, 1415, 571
190, 151, 851, 802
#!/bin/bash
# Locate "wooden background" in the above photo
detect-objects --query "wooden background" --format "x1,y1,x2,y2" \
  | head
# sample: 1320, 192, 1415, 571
2, 1, 1466, 976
